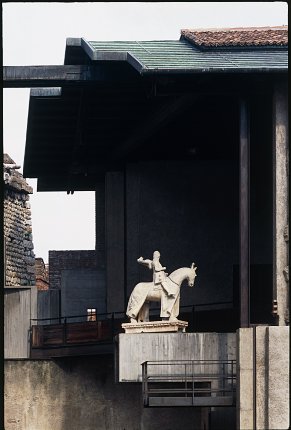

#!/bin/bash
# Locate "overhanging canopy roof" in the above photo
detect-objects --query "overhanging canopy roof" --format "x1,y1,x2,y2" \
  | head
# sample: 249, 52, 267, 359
69, 37, 288, 72
5, 32, 286, 191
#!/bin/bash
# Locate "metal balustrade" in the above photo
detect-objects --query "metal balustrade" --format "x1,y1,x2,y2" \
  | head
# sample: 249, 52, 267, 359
142, 360, 236, 407
29, 301, 235, 357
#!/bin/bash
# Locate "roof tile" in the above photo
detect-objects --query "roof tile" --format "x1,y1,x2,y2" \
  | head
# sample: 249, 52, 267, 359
181, 26, 288, 47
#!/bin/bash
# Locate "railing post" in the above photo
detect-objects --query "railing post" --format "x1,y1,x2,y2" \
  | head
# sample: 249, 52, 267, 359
231, 360, 234, 403
96, 312, 99, 339
63, 317, 67, 345
222, 362, 225, 397
58, 289, 62, 324
111, 312, 115, 340
192, 360, 195, 405
191, 305, 195, 332
142, 362, 145, 406
143, 361, 148, 407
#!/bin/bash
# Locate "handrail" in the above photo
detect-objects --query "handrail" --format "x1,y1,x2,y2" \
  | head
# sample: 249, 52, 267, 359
30, 300, 233, 324
141, 359, 236, 407
30, 312, 125, 322
30, 300, 235, 351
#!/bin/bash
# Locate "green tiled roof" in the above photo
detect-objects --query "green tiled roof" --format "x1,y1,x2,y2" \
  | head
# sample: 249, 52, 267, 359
84, 39, 288, 73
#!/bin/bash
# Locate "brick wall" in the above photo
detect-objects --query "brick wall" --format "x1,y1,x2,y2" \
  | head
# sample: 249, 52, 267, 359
49, 250, 98, 289
35, 258, 49, 290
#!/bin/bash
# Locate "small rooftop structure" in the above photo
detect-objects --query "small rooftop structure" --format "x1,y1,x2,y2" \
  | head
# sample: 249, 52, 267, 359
180, 26, 288, 47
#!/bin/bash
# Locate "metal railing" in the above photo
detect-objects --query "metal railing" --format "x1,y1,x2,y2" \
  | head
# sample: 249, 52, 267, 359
31, 300, 233, 326
142, 359, 236, 407
30, 311, 128, 348
30, 301, 235, 349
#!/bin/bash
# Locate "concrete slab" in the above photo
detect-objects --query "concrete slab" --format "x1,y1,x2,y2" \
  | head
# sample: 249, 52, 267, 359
148, 395, 235, 407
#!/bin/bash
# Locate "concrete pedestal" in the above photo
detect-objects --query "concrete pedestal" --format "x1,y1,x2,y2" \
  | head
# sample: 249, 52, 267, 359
121, 320, 188, 333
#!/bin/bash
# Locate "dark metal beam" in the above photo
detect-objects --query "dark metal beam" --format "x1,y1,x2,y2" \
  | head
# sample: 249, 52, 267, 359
112, 92, 198, 159
239, 98, 250, 328
3, 65, 140, 88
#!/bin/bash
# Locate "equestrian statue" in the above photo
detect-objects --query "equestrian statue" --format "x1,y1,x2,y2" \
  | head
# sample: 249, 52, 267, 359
126, 251, 197, 323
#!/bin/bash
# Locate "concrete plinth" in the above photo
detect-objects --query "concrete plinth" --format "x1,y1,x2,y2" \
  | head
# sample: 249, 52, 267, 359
121, 320, 188, 333
116, 332, 236, 382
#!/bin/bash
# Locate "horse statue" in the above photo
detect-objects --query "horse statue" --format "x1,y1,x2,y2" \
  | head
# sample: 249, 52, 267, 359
126, 262, 197, 323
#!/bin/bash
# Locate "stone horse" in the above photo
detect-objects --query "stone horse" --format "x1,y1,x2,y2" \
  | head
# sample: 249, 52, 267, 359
126, 263, 197, 323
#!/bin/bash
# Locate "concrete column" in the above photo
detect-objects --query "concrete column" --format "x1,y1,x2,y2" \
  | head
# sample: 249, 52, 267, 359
255, 326, 268, 430
237, 326, 290, 430
273, 79, 289, 325
106, 172, 125, 313
95, 181, 105, 268
267, 326, 289, 430
237, 328, 254, 430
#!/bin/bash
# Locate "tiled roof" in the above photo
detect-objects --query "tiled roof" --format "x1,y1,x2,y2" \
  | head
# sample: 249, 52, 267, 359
84, 39, 288, 73
180, 26, 288, 47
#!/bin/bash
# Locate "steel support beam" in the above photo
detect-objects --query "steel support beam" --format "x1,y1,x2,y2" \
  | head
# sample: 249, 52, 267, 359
239, 98, 250, 327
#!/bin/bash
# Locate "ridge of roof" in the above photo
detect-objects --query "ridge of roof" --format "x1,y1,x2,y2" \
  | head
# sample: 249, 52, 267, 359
180, 26, 288, 47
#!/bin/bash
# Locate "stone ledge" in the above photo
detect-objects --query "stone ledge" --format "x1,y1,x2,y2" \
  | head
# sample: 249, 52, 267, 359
121, 320, 188, 333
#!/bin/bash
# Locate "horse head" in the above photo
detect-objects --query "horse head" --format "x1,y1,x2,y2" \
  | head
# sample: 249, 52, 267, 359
188, 262, 197, 287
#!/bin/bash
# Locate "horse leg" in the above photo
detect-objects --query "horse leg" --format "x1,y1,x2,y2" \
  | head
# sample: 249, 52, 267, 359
160, 291, 180, 321
138, 301, 150, 322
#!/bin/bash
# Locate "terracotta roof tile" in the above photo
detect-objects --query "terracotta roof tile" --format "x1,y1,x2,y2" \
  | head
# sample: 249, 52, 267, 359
181, 26, 288, 47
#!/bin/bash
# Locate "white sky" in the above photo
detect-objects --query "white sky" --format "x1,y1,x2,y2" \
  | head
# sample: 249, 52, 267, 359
3, 2, 288, 263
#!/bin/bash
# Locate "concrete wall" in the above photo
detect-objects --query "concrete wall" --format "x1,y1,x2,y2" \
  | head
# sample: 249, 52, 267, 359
4, 356, 202, 430
106, 172, 125, 313
49, 251, 106, 318
126, 160, 238, 310
116, 332, 236, 382
273, 79, 289, 326
4, 287, 37, 358
237, 326, 289, 430
61, 268, 106, 317
37, 289, 60, 323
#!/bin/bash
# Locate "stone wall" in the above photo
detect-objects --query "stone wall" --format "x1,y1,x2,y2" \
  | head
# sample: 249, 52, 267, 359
4, 356, 202, 430
4, 154, 35, 287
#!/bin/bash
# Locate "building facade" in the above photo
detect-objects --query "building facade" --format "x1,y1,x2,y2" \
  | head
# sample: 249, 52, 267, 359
3, 26, 289, 430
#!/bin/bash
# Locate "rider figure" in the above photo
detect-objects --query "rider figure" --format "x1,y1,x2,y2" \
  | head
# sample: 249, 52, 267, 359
137, 251, 175, 297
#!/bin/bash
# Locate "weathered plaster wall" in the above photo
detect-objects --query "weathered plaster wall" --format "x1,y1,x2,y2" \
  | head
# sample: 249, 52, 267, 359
4, 356, 202, 430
